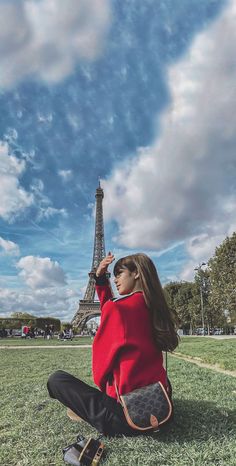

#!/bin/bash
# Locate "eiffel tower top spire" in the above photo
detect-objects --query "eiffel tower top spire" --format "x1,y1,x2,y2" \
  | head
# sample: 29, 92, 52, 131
91, 182, 105, 267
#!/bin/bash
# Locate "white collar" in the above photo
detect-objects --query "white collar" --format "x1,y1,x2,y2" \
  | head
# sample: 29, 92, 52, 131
112, 290, 143, 302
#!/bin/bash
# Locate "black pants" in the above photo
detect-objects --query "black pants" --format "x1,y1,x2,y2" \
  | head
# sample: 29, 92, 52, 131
47, 370, 142, 437
47, 370, 173, 437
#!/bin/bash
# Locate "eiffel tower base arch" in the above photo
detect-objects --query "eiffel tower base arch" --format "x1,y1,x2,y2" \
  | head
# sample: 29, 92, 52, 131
71, 300, 101, 332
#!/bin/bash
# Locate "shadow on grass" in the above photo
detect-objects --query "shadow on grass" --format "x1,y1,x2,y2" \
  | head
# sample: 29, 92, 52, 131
156, 398, 235, 443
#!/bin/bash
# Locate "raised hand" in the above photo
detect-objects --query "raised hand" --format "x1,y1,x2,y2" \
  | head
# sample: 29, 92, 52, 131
96, 252, 115, 277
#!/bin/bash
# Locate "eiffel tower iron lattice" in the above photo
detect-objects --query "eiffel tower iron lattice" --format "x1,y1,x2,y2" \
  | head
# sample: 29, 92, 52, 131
71, 182, 113, 330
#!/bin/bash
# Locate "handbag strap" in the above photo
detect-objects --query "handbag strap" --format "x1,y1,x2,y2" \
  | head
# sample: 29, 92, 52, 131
165, 351, 172, 398
165, 351, 168, 379
114, 379, 120, 401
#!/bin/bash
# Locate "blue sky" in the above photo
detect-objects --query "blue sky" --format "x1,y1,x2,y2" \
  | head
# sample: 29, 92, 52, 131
0, 0, 235, 321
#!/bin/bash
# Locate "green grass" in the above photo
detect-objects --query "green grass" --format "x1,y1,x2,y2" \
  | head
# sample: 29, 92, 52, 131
0, 336, 93, 346
176, 337, 236, 371
2, 336, 235, 373
0, 344, 235, 466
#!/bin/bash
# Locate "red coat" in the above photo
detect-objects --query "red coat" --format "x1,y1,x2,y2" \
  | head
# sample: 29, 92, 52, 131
92, 284, 167, 400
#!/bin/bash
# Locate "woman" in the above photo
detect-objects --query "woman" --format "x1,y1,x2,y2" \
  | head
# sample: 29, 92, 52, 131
47, 252, 178, 437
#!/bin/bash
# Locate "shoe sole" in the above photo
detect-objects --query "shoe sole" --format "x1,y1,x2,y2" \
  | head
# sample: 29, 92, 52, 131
67, 408, 82, 422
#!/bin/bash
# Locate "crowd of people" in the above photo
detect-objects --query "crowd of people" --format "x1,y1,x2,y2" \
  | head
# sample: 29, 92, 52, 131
0, 324, 76, 340
58, 328, 74, 340
43, 324, 55, 339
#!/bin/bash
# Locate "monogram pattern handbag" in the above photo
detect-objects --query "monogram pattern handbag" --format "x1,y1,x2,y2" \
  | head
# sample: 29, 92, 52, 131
115, 354, 172, 432
115, 381, 172, 431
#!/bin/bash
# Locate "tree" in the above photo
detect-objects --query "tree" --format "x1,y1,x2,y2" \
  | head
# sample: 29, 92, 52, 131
164, 281, 199, 333
164, 282, 182, 311
0, 316, 61, 331
175, 282, 199, 334
194, 267, 213, 332
10, 312, 36, 319
208, 232, 236, 326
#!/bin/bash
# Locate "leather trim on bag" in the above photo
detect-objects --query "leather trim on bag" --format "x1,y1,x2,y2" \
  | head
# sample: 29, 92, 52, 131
157, 382, 173, 425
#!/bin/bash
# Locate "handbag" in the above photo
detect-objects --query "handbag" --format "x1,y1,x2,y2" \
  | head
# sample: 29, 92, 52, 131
114, 354, 172, 432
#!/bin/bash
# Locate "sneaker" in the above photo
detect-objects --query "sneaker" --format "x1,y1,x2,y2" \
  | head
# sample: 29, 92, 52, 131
67, 408, 82, 422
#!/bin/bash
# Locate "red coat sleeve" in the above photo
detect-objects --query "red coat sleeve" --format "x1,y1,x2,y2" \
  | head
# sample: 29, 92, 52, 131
92, 300, 125, 392
95, 283, 113, 309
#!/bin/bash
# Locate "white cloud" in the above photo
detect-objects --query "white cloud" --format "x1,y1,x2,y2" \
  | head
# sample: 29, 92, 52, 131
103, 0, 236, 268
0, 237, 20, 256
58, 169, 73, 182
0, 285, 79, 320
0, 0, 111, 89
66, 113, 83, 131
37, 113, 53, 123
38, 206, 68, 220
4, 127, 18, 143
0, 142, 34, 221
30, 178, 68, 220
17, 255, 67, 289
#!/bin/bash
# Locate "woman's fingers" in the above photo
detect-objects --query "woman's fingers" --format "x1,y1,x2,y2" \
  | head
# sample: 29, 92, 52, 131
102, 253, 114, 265
106, 253, 115, 263
96, 253, 115, 276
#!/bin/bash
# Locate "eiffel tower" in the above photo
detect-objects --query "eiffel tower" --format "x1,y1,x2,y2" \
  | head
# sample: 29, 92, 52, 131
71, 182, 113, 330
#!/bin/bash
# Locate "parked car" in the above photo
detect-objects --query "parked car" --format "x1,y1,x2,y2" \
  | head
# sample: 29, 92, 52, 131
195, 327, 208, 335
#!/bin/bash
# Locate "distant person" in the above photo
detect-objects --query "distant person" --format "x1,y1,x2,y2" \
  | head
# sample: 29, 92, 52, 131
1, 327, 7, 338
22, 325, 30, 339
58, 331, 63, 340
44, 325, 51, 340
29, 326, 35, 338
47, 252, 178, 437
49, 324, 54, 339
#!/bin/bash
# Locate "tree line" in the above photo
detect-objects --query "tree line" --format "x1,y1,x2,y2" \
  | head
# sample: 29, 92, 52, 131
0, 312, 61, 332
163, 232, 236, 333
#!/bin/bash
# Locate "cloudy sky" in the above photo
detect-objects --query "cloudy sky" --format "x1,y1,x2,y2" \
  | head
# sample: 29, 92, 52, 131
0, 0, 235, 322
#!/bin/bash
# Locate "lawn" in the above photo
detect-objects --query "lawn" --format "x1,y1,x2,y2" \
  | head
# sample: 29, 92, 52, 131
177, 337, 236, 371
1, 335, 235, 372
0, 343, 235, 466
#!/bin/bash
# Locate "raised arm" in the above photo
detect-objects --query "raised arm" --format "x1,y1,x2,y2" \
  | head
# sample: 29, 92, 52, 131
96, 252, 115, 278
95, 252, 115, 308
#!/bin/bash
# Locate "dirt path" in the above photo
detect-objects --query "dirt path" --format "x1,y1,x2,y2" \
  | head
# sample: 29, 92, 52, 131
170, 352, 236, 377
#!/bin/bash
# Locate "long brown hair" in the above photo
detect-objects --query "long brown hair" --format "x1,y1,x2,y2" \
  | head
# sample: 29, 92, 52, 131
113, 253, 179, 352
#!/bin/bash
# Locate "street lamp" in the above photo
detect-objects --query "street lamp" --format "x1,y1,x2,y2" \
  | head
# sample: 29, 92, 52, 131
194, 263, 206, 335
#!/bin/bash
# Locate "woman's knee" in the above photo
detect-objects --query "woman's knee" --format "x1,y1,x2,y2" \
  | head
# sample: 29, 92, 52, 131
47, 370, 67, 396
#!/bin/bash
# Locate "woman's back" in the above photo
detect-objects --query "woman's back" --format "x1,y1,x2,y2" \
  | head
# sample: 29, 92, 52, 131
93, 289, 167, 399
